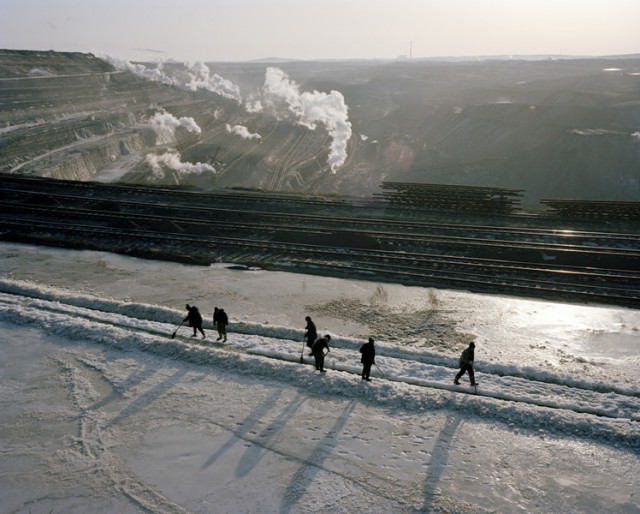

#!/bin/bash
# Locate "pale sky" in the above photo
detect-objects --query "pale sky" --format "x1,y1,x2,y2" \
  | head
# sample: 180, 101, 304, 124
1, 0, 638, 62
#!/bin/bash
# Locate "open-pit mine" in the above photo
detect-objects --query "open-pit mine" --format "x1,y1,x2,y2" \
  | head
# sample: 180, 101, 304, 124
1, 50, 639, 307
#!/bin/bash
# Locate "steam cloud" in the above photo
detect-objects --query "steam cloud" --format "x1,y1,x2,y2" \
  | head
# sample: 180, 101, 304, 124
226, 124, 261, 140
185, 61, 242, 104
101, 55, 174, 85
100, 56, 352, 173
244, 95, 264, 113
146, 150, 216, 180
148, 110, 201, 144
101, 56, 242, 104
262, 67, 352, 172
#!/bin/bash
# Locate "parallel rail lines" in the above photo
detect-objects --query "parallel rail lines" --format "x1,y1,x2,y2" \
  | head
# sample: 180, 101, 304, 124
3, 197, 639, 267
1, 175, 639, 308
2, 217, 638, 307
3, 183, 639, 247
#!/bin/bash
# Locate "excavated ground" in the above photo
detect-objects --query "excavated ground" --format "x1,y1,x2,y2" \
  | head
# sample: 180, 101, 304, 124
1, 49, 640, 207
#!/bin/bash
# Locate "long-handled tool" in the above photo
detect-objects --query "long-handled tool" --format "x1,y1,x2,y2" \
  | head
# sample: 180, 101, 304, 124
171, 321, 184, 339
300, 339, 306, 363
374, 362, 386, 378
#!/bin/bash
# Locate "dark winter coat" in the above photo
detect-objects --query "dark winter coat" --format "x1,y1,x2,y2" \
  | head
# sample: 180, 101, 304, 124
459, 346, 474, 368
360, 341, 375, 365
311, 337, 330, 355
184, 306, 203, 327
305, 320, 317, 346
217, 309, 229, 326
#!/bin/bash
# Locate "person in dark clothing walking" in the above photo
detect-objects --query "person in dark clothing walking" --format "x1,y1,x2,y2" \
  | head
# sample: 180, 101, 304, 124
212, 307, 222, 332
215, 308, 228, 342
454, 341, 477, 385
304, 316, 317, 352
359, 337, 376, 381
184, 304, 205, 339
311, 334, 331, 372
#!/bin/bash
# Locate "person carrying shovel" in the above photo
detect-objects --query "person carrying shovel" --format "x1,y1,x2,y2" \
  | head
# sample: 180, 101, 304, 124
184, 304, 205, 339
359, 337, 376, 381
311, 334, 331, 372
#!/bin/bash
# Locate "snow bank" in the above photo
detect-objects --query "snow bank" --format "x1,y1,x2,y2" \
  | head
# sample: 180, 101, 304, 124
1, 278, 639, 451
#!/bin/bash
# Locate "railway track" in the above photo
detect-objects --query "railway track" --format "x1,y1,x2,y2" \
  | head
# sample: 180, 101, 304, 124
3, 184, 639, 253
2, 195, 639, 271
1, 175, 639, 308
3, 176, 639, 240
3, 214, 639, 306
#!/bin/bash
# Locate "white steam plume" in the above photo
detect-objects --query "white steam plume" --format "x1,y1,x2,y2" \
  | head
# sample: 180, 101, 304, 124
101, 55, 174, 85
145, 151, 216, 180
185, 61, 242, 104
262, 67, 352, 172
148, 110, 201, 144
100, 56, 243, 104
244, 95, 264, 113
226, 124, 261, 140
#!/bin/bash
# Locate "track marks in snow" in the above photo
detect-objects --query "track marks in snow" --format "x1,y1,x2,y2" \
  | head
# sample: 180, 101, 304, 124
1, 284, 639, 451
48, 353, 192, 513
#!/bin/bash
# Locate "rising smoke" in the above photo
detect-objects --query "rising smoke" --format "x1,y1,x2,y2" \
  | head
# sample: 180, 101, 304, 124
184, 61, 242, 104
226, 124, 261, 140
261, 67, 352, 172
145, 150, 216, 181
244, 95, 264, 114
149, 110, 202, 144
101, 56, 353, 173
102, 56, 242, 104
101, 55, 174, 85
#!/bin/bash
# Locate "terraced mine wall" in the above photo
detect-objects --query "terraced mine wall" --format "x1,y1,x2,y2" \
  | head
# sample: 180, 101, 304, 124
2, 49, 639, 207
0, 50, 216, 183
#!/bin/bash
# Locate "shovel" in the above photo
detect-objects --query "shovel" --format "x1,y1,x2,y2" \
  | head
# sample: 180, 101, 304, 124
171, 321, 184, 339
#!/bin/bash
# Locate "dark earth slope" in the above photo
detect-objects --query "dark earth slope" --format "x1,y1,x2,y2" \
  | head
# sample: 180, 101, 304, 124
1, 50, 639, 207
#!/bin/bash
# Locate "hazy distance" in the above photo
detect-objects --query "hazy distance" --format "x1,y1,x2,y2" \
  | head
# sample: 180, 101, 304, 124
1, 0, 638, 62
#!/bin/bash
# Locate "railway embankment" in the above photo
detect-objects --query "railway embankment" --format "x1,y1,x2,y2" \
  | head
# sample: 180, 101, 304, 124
1, 174, 638, 309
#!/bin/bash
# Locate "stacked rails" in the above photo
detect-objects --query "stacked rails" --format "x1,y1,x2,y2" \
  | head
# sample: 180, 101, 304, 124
541, 199, 640, 221
2, 175, 640, 308
376, 182, 524, 215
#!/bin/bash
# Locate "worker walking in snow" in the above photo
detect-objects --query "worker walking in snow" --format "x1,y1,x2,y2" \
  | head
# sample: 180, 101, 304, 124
213, 307, 222, 331
304, 316, 317, 352
215, 308, 229, 342
359, 337, 376, 381
184, 304, 205, 339
454, 341, 477, 385
311, 334, 331, 372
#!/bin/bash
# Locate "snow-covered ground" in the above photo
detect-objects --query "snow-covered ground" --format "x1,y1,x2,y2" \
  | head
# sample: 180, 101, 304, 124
1, 242, 638, 513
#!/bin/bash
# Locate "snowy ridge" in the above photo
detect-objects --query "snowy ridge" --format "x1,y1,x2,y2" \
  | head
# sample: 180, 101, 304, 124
1, 277, 638, 396
1, 279, 639, 452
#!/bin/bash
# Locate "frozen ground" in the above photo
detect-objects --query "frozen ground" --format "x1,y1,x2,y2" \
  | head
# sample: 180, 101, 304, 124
0, 242, 638, 513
